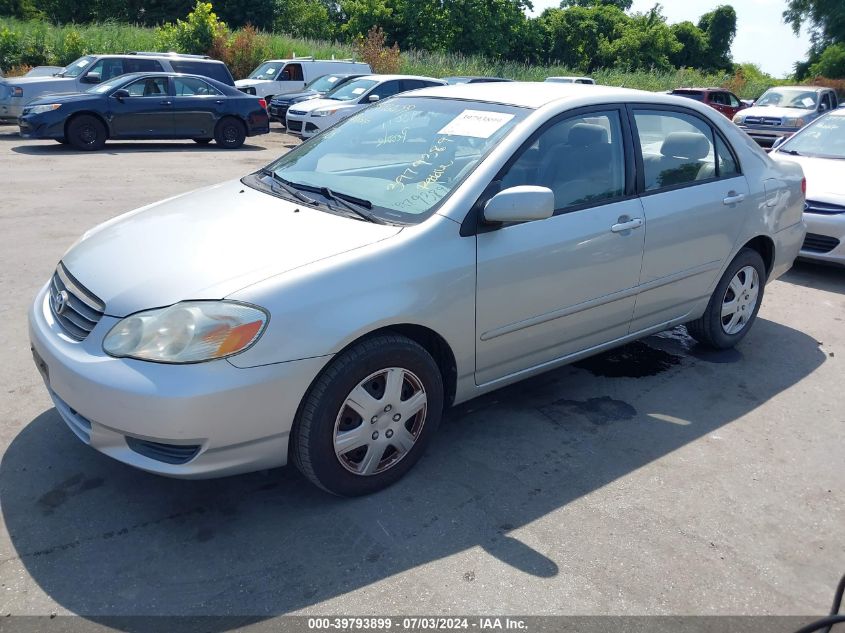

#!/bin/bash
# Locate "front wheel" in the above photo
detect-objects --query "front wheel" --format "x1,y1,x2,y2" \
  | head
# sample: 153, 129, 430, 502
686, 248, 766, 349
214, 117, 246, 149
66, 115, 107, 151
292, 334, 444, 496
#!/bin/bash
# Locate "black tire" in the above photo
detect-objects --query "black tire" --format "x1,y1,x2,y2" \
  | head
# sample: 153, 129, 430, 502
214, 117, 246, 149
292, 333, 444, 496
687, 248, 766, 349
193, 138, 212, 144
66, 114, 106, 151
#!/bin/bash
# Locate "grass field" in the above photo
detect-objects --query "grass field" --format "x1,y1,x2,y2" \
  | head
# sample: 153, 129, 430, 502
0, 17, 783, 98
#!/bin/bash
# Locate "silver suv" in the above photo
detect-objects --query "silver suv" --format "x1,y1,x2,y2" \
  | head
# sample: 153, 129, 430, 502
733, 86, 839, 147
0, 52, 234, 124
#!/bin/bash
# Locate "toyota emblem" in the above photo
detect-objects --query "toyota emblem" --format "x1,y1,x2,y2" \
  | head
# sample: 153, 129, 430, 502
53, 289, 69, 315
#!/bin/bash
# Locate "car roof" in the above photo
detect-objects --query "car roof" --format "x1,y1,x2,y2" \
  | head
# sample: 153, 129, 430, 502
109, 72, 237, 90
410, 81, 664, 109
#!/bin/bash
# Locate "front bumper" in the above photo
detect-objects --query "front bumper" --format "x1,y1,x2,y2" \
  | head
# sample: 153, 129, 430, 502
268, 103, 289, 122
18, 113, 64, 139
284, 114, 320, 138
29, 282, 331, 478
799, 212, 845, 266
737, 125, 799, 147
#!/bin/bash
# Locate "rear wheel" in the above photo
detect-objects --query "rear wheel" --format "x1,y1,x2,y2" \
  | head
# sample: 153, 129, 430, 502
686, 248, 766, 349
66, 115, 106, 151
292, 334, 444, 496
214, 117, 246, 149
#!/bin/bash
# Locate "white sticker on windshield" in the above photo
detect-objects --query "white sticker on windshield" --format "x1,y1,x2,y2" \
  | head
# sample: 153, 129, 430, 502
352, 87, 366, 95
802, 97, 815, 107
438, 110, 515, 138
328, 77, 338, 83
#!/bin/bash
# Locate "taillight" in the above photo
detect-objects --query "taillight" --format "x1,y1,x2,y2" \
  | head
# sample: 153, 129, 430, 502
801, 177, 806, 195
258, 98, 267, 109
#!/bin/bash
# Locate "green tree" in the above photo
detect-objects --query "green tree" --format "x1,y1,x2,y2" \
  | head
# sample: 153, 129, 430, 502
808, 42, 845, 78
274, 0, 335, 39
605, 6, 679, 71
155, 1, 227, 55
215, 0, 276, 30
784, 0, 845, 47
697, 5, 737, 71
445, 0, 532, 59
669, 21, 707, 68
537, 4, 627, 70
559, 0, 632, 9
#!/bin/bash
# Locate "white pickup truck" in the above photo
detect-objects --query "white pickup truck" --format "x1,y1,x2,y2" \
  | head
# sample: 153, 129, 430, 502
235, 58, 372, 102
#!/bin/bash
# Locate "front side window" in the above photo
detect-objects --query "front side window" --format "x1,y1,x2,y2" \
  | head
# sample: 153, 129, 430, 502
500, 110, 626, 211
174, 77, 221, 96
635, 110, 717, 190
369, 80, 403, 100
262, 97, 528, 224
281, 64, 303, 81
86, 58, 125, 82
125, 77, 168, 97
728, 93, 741, 108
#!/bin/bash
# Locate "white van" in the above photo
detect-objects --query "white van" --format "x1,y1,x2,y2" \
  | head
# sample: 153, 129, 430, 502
235, 58, 372, 102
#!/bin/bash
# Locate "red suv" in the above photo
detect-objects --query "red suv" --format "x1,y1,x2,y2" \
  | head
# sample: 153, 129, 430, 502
670, 88, 748, 119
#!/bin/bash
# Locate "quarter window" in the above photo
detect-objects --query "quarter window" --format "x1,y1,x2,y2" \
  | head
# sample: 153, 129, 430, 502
500, 110, 626, 211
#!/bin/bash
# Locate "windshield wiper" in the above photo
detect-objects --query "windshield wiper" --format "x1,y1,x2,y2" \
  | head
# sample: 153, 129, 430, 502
261, 169, 317, 205
782, 149, 802, 156
320, 187, 385, 224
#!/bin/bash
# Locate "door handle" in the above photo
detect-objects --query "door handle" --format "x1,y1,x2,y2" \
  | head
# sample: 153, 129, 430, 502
159, 99, 172, 105
723, 191, 745, 205
215, 99, 225, 104
611, 217, 643, 233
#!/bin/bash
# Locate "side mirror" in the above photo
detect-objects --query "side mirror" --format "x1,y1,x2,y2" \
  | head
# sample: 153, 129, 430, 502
771, 135, 790, 150
112, 88, 130, 100
483, 186, 555, 224
80, 72, 101, 84
368, 94, 380, 103
819, 103, 828, 112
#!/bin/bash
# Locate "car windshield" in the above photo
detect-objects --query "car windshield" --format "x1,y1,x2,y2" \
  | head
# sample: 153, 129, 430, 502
781, 114, 845, 159
248, 62, 280, 80
85, 74, 140, 94
260, 96, 528, 224
58, 56, 94, 78
308, 74, 346, 92
324, 78, 378, 101
756, 88, 819, 109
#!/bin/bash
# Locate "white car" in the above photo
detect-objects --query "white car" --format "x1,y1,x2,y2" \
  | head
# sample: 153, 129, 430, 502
771, 108, 845, 266
545, 76, 596, 85
285, 75, 445, 138
235, 58, 371, 102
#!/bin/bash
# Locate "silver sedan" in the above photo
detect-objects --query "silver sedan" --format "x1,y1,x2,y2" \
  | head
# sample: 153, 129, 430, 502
29, 83, 806, 495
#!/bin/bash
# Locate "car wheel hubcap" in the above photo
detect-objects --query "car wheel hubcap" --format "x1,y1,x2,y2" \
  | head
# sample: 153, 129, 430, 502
79, 125, 96, 145
333, 367, 427, 476
224, 126, 237, 143
721, 265, 759, 335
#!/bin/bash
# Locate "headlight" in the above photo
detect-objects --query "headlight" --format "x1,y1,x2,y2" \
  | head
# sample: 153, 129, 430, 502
311, 108, 338, 117
103, 301, 268, 364
783, 117, 805, 128
27, 103, 61, 114
733, 114, 745, 124
10, 86, 23, 98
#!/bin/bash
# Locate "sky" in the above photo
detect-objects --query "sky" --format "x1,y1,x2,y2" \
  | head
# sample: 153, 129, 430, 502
528, 0, 811, 77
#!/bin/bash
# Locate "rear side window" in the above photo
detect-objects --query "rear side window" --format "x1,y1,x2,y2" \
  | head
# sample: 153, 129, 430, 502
174, 77, 222, 96
672, 90, 705, 101
634, 109, 739, 191
124, 59, 163, 73
169, 60, 234, 86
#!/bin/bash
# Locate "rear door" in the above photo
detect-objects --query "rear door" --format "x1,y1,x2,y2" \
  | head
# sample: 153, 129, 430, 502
171, 76, 226, 138
629, 106, 749, 332
109, 76, 173, 138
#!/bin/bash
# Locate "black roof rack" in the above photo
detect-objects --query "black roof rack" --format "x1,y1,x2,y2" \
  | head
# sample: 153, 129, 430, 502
127, 51, 212, 59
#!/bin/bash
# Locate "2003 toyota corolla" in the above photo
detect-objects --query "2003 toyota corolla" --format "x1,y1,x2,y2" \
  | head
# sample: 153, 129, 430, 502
29, 83, 806, 496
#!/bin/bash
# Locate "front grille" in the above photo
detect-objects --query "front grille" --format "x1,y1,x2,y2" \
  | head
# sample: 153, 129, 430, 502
49, 262, 105, 341
287, 119, 303, 132
805, 200, 845, 215
745, 116, 782, 126
802, 233, 840, 254
288, 109, 307, 116
125, 437, 200, 465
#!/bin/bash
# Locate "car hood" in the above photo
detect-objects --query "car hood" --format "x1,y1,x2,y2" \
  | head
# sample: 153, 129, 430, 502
271, 90, 317, 104
290, 97, 357, 113
1, 75, 76, 90
235, 78, 271, 89
742, 105, 815, 120
62, 179, 402, 317
772, 153, 845, 202
27, 92, 97, 106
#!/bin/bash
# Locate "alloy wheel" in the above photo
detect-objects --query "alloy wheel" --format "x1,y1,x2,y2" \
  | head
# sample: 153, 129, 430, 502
721, 265, 759, 335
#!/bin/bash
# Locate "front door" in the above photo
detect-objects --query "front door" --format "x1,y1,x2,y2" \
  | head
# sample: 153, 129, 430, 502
475, 108, 645, 385
629, 107, 750, 332
109, 76, 173, 138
